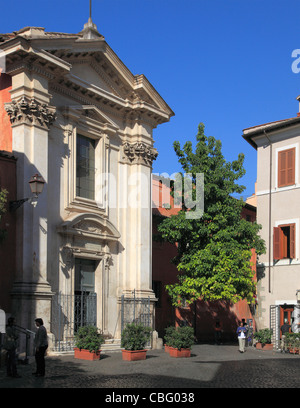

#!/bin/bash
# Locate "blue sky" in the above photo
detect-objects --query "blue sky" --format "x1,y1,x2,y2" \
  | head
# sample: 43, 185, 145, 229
1, 0, 300, 198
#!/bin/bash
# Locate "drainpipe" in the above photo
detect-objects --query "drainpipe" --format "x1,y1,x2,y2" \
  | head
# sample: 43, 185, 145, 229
263, 129, 272, 293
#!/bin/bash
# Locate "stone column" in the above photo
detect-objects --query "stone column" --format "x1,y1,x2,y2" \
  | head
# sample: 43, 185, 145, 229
5, 70, 56, 338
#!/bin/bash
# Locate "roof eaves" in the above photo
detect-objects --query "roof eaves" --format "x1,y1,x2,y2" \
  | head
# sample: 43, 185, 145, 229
242, 116, 300, 149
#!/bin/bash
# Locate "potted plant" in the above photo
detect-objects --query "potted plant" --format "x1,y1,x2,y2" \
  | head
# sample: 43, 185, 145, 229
74, 326, 104, 360
164, 326, 176, 353
121, 323, 152, 361
285, 333, 300, 354
254, 328, 273, 350
167, 326, 194, 358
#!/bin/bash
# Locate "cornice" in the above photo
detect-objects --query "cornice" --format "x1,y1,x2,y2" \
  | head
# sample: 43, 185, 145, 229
50, 77, 169, 127
0, 29, 174, 124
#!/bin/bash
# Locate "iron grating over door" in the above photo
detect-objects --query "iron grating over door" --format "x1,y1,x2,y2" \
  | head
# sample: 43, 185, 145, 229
121, 290, 152, 334
51, 291, 97, 352
270, 305, 280, 349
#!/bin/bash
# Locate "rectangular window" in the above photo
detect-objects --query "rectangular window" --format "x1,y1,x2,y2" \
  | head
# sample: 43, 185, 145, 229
278, 148, 295, 188
273, 224, 295, 260
75, 258, 96, 293
76, 134, 95, 200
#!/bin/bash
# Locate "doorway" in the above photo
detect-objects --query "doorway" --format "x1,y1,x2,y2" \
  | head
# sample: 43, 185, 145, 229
279, 304, 294, 337
74, 258, 98, 331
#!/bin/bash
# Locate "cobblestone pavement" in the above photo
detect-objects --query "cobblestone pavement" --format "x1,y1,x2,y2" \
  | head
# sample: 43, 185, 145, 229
1, 344, 300, 390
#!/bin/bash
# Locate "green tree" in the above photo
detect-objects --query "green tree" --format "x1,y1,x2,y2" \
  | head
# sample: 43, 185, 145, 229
0, 188, 8, 243
158, 123, 265, 306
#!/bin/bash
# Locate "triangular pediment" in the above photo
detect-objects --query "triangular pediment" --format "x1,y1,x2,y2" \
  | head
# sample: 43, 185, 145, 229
70, 56, 162, 109
68, 105, 119, 131
2, 31, 174, 123
71, 63, 115, 95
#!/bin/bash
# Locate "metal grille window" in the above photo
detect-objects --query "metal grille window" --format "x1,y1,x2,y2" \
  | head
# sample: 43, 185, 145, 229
74, 259, 97, 332
76, 134, 95, 200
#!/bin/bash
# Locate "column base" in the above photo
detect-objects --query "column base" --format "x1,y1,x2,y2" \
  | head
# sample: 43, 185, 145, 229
11, 281, 54, 353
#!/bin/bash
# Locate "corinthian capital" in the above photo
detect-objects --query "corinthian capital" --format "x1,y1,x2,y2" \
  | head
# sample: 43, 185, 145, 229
123, 142, 158, 166
5, 97, 56, 129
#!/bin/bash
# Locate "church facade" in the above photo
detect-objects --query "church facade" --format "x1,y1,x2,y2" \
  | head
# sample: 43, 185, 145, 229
0, 19, 173, 350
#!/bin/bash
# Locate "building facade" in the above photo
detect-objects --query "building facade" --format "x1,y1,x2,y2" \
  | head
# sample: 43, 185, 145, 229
243, 111, 300, 347
0, 20, 173, 351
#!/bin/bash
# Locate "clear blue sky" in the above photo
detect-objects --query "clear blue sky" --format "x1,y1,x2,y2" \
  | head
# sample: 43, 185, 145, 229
1, 0, 300, 198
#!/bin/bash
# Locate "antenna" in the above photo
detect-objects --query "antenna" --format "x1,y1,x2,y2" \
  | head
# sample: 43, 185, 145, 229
90, 0, 92, 20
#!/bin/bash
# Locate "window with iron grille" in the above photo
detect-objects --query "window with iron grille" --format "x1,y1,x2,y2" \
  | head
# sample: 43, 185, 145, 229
74, 258, 97, 331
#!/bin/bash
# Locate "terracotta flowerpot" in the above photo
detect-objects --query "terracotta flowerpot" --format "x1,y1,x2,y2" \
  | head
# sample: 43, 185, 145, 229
169, 347, 191, 358
289, 347, 299, 354
164, 345, 170, 353
122, 349, 147, 361
255, 343, 273, 351
74, 347, 101, 360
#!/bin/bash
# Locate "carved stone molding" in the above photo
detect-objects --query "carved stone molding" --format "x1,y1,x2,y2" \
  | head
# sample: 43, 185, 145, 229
5, 97, 56, 129
73, 220, 103, 235
123, 142, 158, 166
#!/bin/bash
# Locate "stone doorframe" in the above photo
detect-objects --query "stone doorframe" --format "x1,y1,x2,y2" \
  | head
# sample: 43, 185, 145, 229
57, 213, 120, 336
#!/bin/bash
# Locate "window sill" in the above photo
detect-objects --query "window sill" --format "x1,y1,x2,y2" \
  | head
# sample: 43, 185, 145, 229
274, 258, 298, 265
67, 196, 106, 214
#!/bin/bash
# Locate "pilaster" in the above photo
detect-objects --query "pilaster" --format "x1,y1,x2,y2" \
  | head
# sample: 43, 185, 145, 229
5, 69, 56, 333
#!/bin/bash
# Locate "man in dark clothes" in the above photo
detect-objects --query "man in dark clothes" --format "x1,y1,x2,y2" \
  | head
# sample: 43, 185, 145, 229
280, 319, 291, 353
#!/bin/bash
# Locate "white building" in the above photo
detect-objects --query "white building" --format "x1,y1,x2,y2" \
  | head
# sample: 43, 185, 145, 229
243, 110, 300, 347
0, 18, 173, 351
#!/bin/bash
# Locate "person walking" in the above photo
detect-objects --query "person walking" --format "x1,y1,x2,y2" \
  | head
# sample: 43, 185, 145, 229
3, 317, 21, 378
33, 318, 48, 377
214, 319, 222, 345
237, 321, 247, 353
241, 318, 249, 347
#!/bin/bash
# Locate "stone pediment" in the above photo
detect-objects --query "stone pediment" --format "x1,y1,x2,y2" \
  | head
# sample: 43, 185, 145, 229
65, 104, 119, 132
1, 26, 174, 126
70, 61, 126, 100
58, 213, 120, 242
68, 57, 162, 109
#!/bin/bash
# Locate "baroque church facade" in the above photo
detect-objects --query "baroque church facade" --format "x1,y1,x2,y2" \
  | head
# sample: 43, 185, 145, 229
0, 18, 173, 350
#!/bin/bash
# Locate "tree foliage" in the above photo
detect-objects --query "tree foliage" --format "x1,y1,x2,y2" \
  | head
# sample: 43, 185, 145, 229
158, 123, 265, 306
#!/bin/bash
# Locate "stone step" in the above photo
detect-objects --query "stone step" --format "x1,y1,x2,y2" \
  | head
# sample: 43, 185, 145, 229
101, 340, 121, 352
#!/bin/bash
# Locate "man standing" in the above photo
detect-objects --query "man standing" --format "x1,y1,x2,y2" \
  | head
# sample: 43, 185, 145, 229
3, 317, 21, 378
33, 318, 48, 377
280, 319, 291, 353
237, 321, 247, 353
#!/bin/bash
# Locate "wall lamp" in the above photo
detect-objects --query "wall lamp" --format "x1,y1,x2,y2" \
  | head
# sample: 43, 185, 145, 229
10, 173, 45, 211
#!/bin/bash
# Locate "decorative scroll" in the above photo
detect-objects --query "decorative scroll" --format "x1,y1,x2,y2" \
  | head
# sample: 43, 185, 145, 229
5, 97, 56, 129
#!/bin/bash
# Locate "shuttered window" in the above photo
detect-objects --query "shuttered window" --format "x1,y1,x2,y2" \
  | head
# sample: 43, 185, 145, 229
278, 148, 295, 188
273, 224, 295, 260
